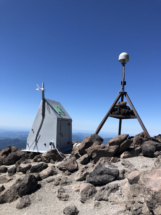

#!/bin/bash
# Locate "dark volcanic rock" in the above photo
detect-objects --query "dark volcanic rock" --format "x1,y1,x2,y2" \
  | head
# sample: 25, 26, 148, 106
78, 154, 89, 165
63, 205, 79, 215
141, 141, 157, 157
0, 166, 8, 173
86, 164, 119, 186
0, 146, 12, 165
30, 162, 48, 173
3, 150, 26, 165
133, 132, 149, 147
78, 134, 103, 155
0, 185, 5, 193
41, 149, 64, 163
117, 139, 133, 154
8, 166, 16, 176
0, 174, 37, 203
107, 134, 129, 146
57, 157, 78, 173
16, 196, 31, 209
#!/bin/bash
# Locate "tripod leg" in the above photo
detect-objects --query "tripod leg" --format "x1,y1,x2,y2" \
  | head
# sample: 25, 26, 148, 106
125, 93, 150, 138
118, 119, 122, 135
118, 94, 124, 135
95, 92, 122, 134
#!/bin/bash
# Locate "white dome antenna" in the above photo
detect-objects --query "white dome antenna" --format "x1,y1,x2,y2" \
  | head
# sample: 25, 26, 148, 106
118, 52, 129, 63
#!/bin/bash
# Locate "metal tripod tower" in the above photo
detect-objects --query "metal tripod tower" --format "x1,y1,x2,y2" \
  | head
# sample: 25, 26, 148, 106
95, 52, 150, 138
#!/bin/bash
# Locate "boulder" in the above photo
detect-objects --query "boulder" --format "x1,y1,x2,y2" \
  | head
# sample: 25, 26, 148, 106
127, 171, 140, 184
57, 187, 69, 201
16, 196, 31, 209
0, 146, 12, 165
78, 154, 89, 165
70, 145, 81, 159
41, 149, 64, 163
78, 134, 103, 155
3, 150, 26, 165
0, 166, 8, 173
8, 166, 16, 176
141, 141, 157, 157
0, 185, 5, 192
86, 164, 119, 186
39, 166, 57, 180
17, 163, 32, 173
0, 175, 12, 184
154, 134, 161, 143
80, 183, 97, 203
86, 144, 119, 163
0, 174, 37, 203
74, 163, 95, 181
95, 183, 119, 201
15, 154, 30, 167
33, 154, 42, 162
107, 134, 129, 146
57, 157, 78, 173
117, 139, 133, 154
133, 132, 149, 147
63, 205, 79, 215
30, 162, 48, 173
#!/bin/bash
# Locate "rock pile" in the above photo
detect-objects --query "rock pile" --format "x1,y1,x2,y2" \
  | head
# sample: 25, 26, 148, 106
0, 132, 161, 214
110, 101, 135, 116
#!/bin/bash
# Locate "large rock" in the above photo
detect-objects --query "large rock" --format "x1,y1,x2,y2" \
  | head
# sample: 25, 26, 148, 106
86, 164, 119, 186
141, 141, 157, 157
127, 171, 140, 184
133, 132, 149, 147
74, 163, 95, 181
17, 163, 32, 173
78, 134, 103, 155
30, 162, 48, 173
80, 183, 97, 203
39, 166, 57, 179
57, 157, 78, 173
86, 144, 119, 163
78, 154, 89, 165
63, 205, 79, 215
16, 196, 31, 209
117, 139, 133, 154
0, 174, 37, 203
0, 146, 12, 165
95, 183, 119, 201
3, 150, 26, 165
107, 134, 129, 146
41, 149, 64, 163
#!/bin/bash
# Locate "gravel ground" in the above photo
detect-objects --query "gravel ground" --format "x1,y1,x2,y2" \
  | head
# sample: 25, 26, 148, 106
0, 156, 156, 215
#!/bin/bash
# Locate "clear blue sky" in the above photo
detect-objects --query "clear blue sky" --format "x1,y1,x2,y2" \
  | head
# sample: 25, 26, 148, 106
0, 0, 161, 137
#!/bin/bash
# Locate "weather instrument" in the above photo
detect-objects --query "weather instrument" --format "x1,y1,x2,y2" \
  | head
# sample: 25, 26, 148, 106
23, 83, 72, 153
95, 52, 150, 137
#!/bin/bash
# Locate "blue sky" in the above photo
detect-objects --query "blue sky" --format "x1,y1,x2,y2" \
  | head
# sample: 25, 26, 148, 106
0, 0, 161, 137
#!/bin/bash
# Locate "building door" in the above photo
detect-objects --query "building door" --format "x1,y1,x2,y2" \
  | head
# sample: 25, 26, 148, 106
60, 120, 71, 149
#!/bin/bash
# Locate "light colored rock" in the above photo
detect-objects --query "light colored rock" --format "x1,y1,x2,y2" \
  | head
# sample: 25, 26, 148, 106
80, 182, 97, 203
39, 166, 57, 179
127, 171, 140, 184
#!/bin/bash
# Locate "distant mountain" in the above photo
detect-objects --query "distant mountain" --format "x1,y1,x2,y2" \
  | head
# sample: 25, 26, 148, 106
0, 129, 113, 150
0, 139, 26, 150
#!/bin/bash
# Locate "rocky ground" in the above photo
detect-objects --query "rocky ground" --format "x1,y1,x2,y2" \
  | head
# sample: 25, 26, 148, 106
0, 132, 161, 215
